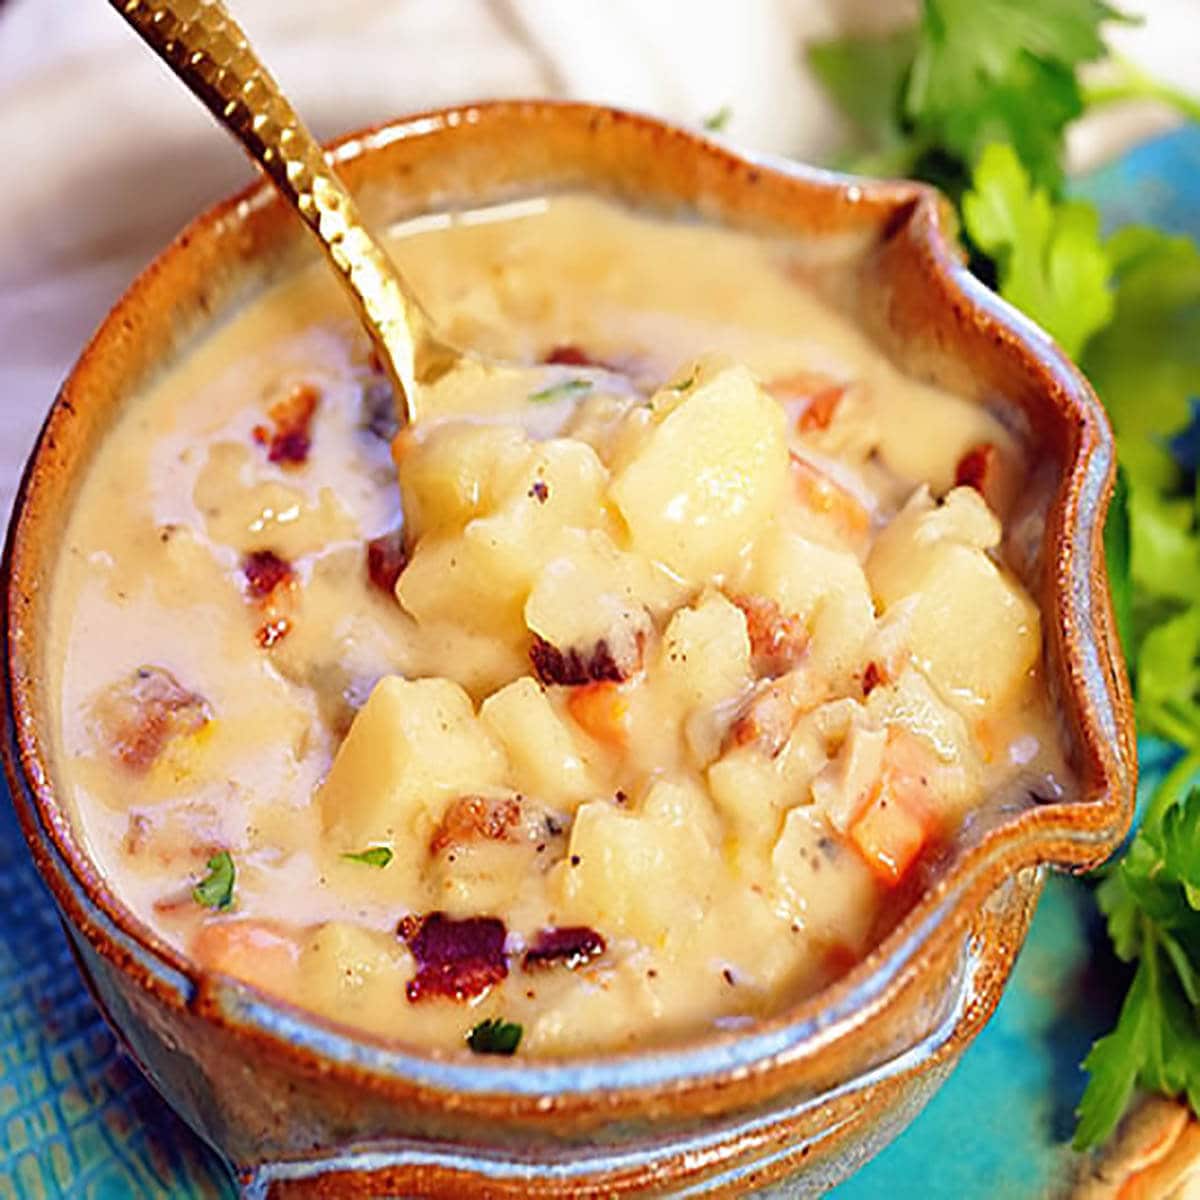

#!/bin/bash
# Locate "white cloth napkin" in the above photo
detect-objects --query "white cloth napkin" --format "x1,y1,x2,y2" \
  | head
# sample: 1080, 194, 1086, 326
0, 0, 1189, 524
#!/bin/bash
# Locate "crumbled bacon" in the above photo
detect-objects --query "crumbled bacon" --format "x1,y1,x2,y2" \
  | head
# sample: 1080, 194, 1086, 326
430, 795, 525, 856
954, 443, 997, 495
543, 344, 596, 367
530, 636, 629, 687
366, 528, 408, 594
254, 382, 320, 466
731, 594, 809, 677
528, 480, 550, 504
797, 385, 847, 432
242, 550, 295, 601
94, 666, 210, 773
398, 912, 508, 1002
522, 926, 606, 972
862, 661, 885, 697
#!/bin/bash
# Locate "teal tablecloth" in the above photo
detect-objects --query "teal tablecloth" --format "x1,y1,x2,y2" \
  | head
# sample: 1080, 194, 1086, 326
3, 127, 1198, 1198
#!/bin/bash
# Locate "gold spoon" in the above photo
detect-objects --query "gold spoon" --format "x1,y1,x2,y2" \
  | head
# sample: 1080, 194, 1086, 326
111, 0, 613, 425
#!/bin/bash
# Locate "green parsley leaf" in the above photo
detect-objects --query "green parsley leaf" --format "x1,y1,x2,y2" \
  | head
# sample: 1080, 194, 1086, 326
193, 850, 235, 911
1135, 607, 1200, 745
669, 369, 699, 393
962, 142, 1113, 358
1082, 227, 1200, 491
1077, 790, 1200, 1147
810, 0, 1126, 197
807, 30, 918, 174
1075, 950, 1155, 1149
341, 846, 393, 868
702, 105, 732, 132
465, 1017, 522, 1055
528, 378, 593, 404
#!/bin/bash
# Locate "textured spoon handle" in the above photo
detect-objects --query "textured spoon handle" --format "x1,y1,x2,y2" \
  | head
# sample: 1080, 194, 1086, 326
111, 0, 440, 421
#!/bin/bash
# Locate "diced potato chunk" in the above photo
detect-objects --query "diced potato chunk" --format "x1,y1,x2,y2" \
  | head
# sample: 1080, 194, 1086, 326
397, 439, 610, 638
480, 677, 598, 807
397, 422, 531, 540
866, 667, 982, 819
750, 529, 876, 684
771, 807, 879, 950
867, 488, 1040, 710
658, 590, 752, 713
298, 922, 407, 1019
557, 778, 720, 944
319, 676, 505, 848
610, 364, 788, 579
707, 718, 826, 854
524, 530, 682, 673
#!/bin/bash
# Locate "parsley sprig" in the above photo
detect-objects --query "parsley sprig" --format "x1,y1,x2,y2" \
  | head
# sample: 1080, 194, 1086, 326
810, 0, 1200, 1151
193, 850, 236, 911
1075, 789, 1200, 1148
466, 1017, 522, 1055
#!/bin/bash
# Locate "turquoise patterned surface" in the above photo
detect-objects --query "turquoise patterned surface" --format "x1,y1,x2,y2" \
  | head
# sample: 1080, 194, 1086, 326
2, 126, 1197, 1198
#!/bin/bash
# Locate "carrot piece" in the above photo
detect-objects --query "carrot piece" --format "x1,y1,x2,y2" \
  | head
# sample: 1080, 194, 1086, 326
797, 385, 847, 432
567, 682, 631, 749
848, 785, 929, 886
848, 730, 940, 886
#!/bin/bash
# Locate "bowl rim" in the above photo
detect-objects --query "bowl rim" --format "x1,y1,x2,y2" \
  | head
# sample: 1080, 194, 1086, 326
1, 99, 1136, 1111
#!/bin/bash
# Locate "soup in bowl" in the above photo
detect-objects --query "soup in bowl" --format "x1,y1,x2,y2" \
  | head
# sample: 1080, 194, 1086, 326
3, 103, 1134, 1195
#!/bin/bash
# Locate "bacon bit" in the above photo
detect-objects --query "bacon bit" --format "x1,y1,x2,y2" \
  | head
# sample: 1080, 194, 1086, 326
255, 618, 291, 649
543, 344, 596, 367
567, 681, 632, 749
862, 661, 885, 697
430, 795, 525, 856
528, 480, 550, 504
797, 385, 847, 433
257, 382, 320, 466
366, 528, 408, 594
789, 453, 871, 539
954, 443, 997, 495
94, 667, 211, 773
522, 926, 606, 972
242, 550, 295, 602
529, 636, 629, 687
399, 911, 508, 1003
731, 594, 809, 677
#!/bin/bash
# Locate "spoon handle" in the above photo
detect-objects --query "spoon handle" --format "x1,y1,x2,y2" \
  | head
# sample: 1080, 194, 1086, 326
111, 0, 444, 422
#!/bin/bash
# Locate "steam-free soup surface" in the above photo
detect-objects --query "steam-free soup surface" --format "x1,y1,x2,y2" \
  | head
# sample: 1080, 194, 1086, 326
51, 195, 1069, 1056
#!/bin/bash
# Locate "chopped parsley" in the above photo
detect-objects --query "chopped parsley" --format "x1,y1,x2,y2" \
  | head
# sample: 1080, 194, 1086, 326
466, 1017, 523, 1055
341, 845, 393, 868
702, 105, 732, 132
528, 378, 593, 404
193, 851, 235, 911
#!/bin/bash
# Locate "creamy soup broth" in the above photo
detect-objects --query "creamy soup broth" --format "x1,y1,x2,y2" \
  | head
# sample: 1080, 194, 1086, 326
50, 195, 1070, 1056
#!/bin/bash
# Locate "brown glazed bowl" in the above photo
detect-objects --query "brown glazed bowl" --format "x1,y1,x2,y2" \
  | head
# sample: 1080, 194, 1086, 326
2, 102, 1135, 1196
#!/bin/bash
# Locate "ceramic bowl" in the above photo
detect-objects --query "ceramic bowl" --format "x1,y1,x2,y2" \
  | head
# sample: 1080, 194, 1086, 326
2, 101, 1135, 1197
